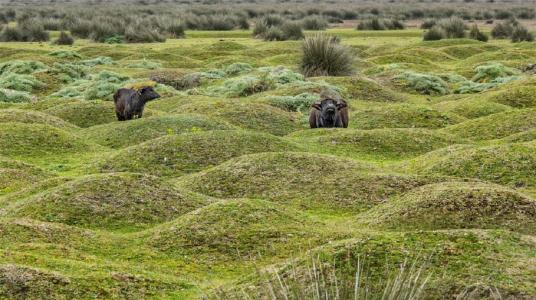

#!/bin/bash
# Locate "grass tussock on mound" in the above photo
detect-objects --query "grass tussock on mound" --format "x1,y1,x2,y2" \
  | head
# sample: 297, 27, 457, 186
4, 173, 211, 232
179, 152, 438, 211
0, 157, 54, 195
352, 103, 464, 129
360, 182, 536, 234
98, 130, 300, 176
289, 128, 461, 160
147, 199, 321, 259
178, 101, 301, 136
403, 142, 536, 187
0, 122, 99, 158
312, 76, 405, 102
0, 109, 78, 129
81, 115, 235, 148
230, 230, 536, 299
433, 97, 512, 119
442, 108, 536, 141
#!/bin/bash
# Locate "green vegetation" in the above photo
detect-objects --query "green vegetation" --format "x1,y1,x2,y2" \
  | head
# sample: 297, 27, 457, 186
0, 18, 534, 299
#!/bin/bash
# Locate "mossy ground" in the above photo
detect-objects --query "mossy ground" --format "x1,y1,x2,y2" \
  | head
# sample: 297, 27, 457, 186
1, 29, 535, 299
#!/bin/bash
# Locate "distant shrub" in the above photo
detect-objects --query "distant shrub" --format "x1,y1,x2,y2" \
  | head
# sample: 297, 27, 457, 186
89, 18, 125, 42
469, 24, 488, 42
423, 26, 446, 41
104, 35, 124, 44
69, 20, 93, 38
357, 18, 405, 30
438, 17, 466, 38
124, 24, 166, 43
0, 22, 49, 42
263, 27, 285, 41
420, 19, 437, 29
396, 72, 449, 95
511, 25, 534, 42
262, 14, 285, 27
491, 21, 515, 39
165, 21, 185, 38
53, 31, 74, 45
301, 16, 328, 30
252, 20, 269, 37
0, 27, 21, 42
300, 33, 354, 77
280, 22, 304, 40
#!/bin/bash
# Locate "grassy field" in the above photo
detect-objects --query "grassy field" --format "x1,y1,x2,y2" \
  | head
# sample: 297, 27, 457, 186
0, 28, 535, 299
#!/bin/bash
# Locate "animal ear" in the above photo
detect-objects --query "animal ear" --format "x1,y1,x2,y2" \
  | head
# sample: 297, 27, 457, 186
312, 101, 321, 110
337, 100, 347, 109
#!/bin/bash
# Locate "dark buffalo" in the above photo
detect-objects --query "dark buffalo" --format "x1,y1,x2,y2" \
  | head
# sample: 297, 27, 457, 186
309, 98, 349, 128
113, 87, 160, 121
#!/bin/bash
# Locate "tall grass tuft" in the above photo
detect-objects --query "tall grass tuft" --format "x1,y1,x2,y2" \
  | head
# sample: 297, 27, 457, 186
438, 17, 466, 38
300, 33, 354, 77
53, 31, 74, 45
511, 24, 534, 42
469, 24, 488, 42
423, 26, 446, 41
301, 16, 328, 30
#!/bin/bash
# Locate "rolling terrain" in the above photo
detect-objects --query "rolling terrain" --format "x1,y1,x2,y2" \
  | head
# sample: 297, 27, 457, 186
0, 29, 535, 299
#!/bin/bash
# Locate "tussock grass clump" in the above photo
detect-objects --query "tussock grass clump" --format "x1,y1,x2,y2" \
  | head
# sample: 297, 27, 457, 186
357, 18, 405, 30
0, 22, 49, 42
301, 15, 328, 30
52, 71, 129, 101
53, 31, 74, 45
423, 26, 446, 41
97, 130, 299, 176
471, 63, 520, 82
395, 72, 449, 95
361, 182, 536, 233
438, 17, 466, 38
0, 73, 45, 93
0, 89, 32, 103
491, 20, 515, 39
0, 60, 47, 75
266, 92, 318, 113
300, 34, 354, 77
4, 173, 211, 231
147, 199, 321, 259
49, 62, 88, 83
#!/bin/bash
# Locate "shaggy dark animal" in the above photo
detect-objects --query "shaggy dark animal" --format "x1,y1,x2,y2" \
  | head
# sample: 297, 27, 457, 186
113, 87, 160, 121
309, 98, 349, 128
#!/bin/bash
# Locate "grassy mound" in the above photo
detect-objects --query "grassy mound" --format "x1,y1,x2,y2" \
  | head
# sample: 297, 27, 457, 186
486, 85, 536, 108
503, 129, 536, 143
97, 130, 300, 176
403, 142, 536, 187
4, 173, 211, 232
80, 115, 235, 148
289, 128, 461, 160
312, 76, 405, 102
0, 122, 98, 158
179, 152, 437, 211
0, 109, 78, 129
229, 230, 536, 299
178, 100, 301, 136
0, 265, 73, 299
0, 218, 89, 245
433, 97, 512, 119
352, 103, 464, 129
442, 108, 536, 141
147, 199, 321, 259
360, 182, 536, 233
0, 157, 54, 195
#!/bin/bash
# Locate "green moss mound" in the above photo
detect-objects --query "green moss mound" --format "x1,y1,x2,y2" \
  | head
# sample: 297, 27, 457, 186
352, 103, 464, 129
486, 85, 536, 108
4, 173, 211, 231
81, 115, 235, 148
433, 97, 512, 119
232, 230, 536, 299
312, 76, 405, 102
442, 108, 536, 140
0, 109, 78, 129
360, 182, 536, 233
180, 152, 437, 211
98, 130, 300, 176
147, 199, 321, 259
0, 218, 89, 245
0, 122, 98, 158
179, 100, 301, 136
503, 129, 536, 143
403, 142, 536, 187
289, 128, 461, 160
0, 157, 54, 195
